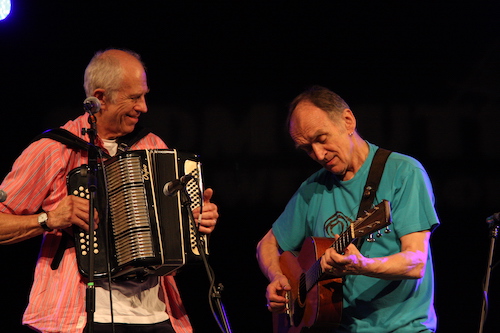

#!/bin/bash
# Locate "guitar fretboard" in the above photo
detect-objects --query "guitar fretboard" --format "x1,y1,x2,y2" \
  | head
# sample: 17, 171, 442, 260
302, 202, 388, 292
304, 226, 355, 292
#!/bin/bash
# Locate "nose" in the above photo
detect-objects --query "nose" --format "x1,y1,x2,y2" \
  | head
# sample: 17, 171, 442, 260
311, 144, 326, 162
135, 95, 148, 113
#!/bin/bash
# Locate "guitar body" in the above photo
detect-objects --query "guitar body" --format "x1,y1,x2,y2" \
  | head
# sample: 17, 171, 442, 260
271, 200, 392, 333
273, 237, 343, 333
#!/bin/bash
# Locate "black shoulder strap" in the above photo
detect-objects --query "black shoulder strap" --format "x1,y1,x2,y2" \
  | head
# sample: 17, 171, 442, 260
356, 148, 392, 219
353, 148, 391, 249
33, 125, 152, 158
34, 128, 91, 152
115, 125, 152, 152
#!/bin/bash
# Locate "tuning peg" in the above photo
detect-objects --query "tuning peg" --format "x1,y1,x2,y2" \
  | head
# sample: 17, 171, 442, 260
376, 230, 383, 238
367, 233, 376, 242
384, 226, 391, 234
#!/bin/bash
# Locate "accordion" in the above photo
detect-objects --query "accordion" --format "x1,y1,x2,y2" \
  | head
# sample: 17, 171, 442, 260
67, 149, 208, 279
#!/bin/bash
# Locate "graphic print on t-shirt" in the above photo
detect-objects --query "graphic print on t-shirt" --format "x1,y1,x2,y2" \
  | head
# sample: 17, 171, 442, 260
324, 211, 353, 237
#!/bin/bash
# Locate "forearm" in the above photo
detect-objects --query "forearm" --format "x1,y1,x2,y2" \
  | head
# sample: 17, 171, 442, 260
0, 213, 45, 245
354, 231, 430, 279
256, 229, 284, 281
357, 249, 427, 280
325, 231, 431, 280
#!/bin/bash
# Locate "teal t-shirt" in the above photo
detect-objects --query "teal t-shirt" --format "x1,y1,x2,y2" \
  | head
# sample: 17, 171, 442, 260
272, 142, 439, 332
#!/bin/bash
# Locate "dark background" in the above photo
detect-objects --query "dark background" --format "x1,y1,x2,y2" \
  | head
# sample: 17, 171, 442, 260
1, 1, 500, 332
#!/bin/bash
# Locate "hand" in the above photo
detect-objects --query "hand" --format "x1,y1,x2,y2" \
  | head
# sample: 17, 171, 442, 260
266, 274, 291, 313
321, 238, 363, 277
46, 195, 98, 231
192, 188, 218, 234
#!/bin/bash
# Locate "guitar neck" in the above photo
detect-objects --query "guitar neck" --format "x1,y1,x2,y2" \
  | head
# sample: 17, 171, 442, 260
303, 200, 391, 293
305, 227, 355, 292
333, 224, 356, 254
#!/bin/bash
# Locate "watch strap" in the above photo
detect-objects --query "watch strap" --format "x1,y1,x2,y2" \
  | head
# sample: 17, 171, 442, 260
38, 212, 53, 232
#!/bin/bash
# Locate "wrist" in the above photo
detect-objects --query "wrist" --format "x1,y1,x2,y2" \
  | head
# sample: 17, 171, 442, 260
268, 269, 285, 281
37, 212, 53, 232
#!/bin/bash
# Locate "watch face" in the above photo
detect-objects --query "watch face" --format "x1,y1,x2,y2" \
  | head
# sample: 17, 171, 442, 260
38, 212, 52, 231
38, 212, 48, 222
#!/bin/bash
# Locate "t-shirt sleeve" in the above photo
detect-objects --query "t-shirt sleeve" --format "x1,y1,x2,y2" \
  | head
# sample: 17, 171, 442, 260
386, 156, 440, 238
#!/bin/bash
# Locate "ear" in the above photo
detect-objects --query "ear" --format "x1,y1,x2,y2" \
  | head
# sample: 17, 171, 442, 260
342, 108, 356, 134
93, 89, 106, 110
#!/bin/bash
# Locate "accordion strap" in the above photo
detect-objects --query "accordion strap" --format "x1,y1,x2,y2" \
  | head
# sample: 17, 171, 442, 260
50, 231, 72, 270
32, 125, 152, 158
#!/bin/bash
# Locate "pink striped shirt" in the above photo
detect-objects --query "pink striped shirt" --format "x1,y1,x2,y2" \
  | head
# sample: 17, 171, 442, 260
0, 114, 193, 333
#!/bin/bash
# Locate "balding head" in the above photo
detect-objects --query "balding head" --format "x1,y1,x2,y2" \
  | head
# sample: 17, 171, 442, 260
83, 49, 145, 103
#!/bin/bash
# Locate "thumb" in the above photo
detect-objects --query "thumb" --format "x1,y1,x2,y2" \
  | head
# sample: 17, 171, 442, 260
203, 188, 214, 202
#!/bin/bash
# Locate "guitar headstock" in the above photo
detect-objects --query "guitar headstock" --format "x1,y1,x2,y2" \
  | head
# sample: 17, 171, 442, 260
352, 200, 392, 239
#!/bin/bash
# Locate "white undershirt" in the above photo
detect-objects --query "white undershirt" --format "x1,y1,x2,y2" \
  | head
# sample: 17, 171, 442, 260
94, 277, 169, 324
102, 139, 118, 157
94, 139, 169, 324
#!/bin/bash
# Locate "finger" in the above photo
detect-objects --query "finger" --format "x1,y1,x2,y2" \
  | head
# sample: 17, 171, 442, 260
198, 218, 216, 228
203, 188, 214, 202
199, 210, 218, 223
267, 301, 287, 313
198, 225, 215, 234
201, 203, 219, 219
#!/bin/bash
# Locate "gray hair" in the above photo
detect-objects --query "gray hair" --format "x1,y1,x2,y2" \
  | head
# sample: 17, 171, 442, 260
83, 49, 144, 103
287, 85, 350, 128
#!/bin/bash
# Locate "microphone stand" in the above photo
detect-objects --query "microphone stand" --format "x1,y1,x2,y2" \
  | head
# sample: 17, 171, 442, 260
82, 113, 99, 333
178, 187, 232, 333
478, 217, 499, 333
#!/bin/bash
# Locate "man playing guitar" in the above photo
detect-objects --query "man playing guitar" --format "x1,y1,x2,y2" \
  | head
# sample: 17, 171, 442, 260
256, 86, 439, 333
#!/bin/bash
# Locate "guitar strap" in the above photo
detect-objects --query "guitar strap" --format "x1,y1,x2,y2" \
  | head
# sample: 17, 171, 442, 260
354, 147, 392, 248
32, 125, 152, 270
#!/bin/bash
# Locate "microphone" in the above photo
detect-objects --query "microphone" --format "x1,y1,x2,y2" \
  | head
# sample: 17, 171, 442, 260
486, 212, 500, 225
163, 174, 194, 197
83, 97, 101, 114
0, 190, 7, 202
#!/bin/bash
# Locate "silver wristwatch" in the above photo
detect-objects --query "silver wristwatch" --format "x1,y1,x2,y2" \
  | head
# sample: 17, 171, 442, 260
38, 212, 53, 232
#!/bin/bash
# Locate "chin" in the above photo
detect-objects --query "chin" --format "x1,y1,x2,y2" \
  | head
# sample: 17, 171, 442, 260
121, 125, 136, 135
326, 166, 345, 177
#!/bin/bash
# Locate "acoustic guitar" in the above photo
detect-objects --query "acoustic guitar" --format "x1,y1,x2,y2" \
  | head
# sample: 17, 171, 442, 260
273, 200, 392, 333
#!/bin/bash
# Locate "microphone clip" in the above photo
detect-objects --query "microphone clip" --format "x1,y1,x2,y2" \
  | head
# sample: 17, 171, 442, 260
163, 174, 194, 197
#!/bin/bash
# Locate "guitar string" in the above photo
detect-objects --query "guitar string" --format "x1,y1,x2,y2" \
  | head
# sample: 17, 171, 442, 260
303, 232, 353, 292
302, 203, 385, 293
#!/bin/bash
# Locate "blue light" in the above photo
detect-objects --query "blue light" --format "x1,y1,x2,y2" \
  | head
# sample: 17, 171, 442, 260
0, 0, 11, 21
